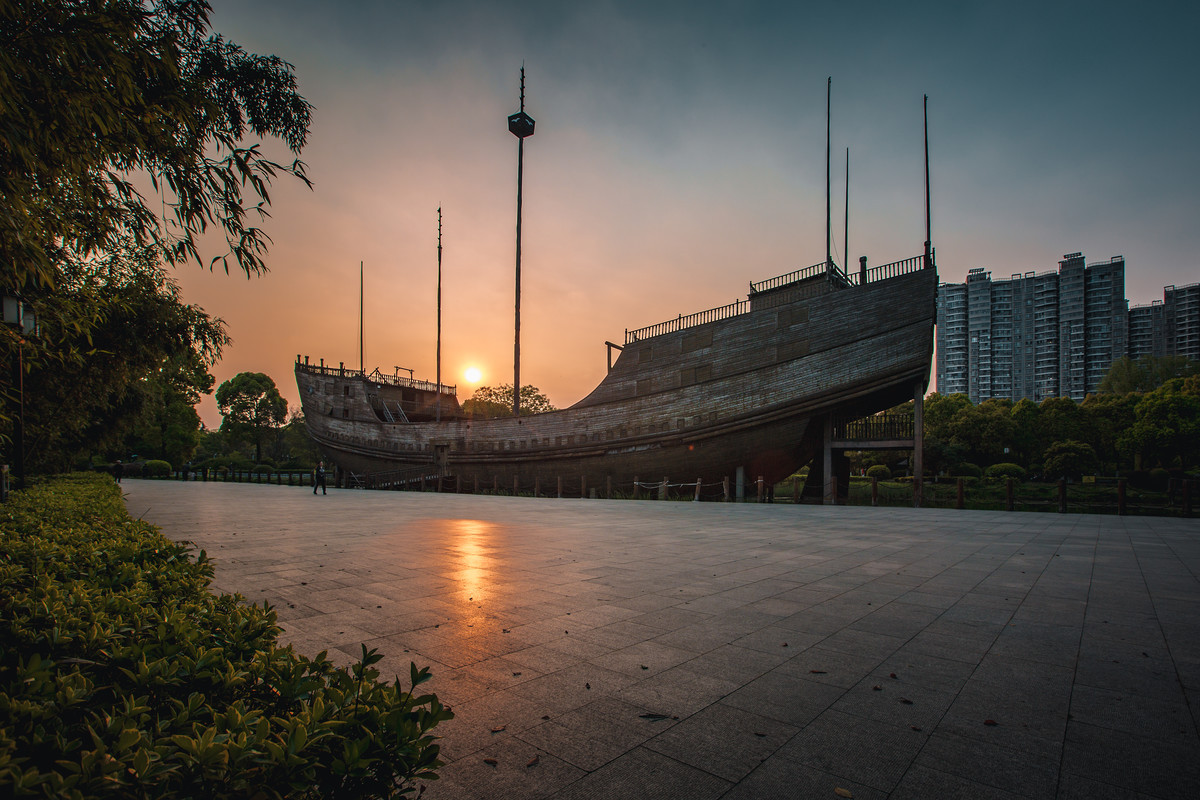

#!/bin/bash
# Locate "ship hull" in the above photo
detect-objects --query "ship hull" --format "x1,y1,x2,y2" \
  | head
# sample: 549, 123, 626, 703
296, 262, 937, 493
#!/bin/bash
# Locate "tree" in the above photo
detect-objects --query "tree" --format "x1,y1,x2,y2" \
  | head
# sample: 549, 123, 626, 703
1043, 440, 1099, 482
1, 0, 312, 293
123, 350, 215, 466
1, 0, 313, 439
461, 385, 556, 418
272, 407, 322, 467
1119, 378, 1200, 470
1080, 392, 1139, 473
216, 372, 287, 463
1098, 355, 1199, 395
7, 241, 227, 472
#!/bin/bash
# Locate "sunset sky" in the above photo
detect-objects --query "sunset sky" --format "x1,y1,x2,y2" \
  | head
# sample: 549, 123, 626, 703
179, 0, 1200, 428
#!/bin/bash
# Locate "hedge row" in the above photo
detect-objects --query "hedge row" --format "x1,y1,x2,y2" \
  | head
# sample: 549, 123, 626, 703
0, 475, 451, 798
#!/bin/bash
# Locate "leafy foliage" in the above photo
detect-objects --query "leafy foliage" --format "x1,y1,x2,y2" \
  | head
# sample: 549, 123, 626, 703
865, 465, 891, 480
0, 474, 452, 798
0, 0, 313, 293
1043, 440, 1099, 481
984, 463, 1026, 482
215, 372, 287, 463
144, 459, 172, 477
1, 242, 228, 472
1098, 355, 1199, 395
461, 384, 556, 417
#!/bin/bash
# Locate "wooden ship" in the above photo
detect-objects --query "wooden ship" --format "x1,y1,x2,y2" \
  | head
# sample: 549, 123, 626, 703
295, 80, 938, 500
296, 254, 936, 498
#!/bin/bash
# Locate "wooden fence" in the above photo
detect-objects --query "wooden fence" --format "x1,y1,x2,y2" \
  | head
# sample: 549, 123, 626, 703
152, 468, 1193, 517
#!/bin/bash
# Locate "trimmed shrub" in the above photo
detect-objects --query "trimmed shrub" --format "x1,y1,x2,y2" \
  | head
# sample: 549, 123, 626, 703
251, 464, 275, 474
0, 475, 452, 798
144, 459, 172, 477
865, 465, 892, 480
953, 462, 982, 479
985, 463, 1026, 482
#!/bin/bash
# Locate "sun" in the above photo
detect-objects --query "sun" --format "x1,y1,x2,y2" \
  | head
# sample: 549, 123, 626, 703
464, 366, 482, 383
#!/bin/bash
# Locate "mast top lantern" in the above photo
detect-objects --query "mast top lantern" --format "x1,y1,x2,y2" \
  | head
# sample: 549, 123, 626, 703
508, 68, 535, 138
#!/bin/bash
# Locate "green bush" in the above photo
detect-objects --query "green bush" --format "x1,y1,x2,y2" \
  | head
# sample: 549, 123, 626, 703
0, 475, 452, 798
865, 465, 892, 480
985, 463, 1026, 482
251, 464, 275, 474
953, 462, 982, 479
144, 459, 172, 478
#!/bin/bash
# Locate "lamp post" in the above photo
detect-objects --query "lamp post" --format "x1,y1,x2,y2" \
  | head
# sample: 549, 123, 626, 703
3, 293, 36, 492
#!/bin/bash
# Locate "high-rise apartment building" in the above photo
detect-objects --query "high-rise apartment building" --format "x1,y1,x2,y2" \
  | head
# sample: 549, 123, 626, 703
1128, 282, 1200, 363
936, 253, 1128, 402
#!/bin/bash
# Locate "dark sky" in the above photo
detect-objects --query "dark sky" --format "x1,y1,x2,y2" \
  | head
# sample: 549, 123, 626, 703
179, 0, 1200, 423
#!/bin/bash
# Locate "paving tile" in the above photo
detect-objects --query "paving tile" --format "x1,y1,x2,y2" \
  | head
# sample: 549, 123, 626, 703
721, 755, 888, 800
549, 746, 731, 800
776, 709, 928, 792
890, 764, 1029, 799
1061, 721, 1200, 799
915, 729, 1059, 797
722, 669, 846, 726
642, 701, 798, 782
122, 482, 1200, 800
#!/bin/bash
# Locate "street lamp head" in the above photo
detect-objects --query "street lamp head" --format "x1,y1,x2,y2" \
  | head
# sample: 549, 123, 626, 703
2, 294, 36, 336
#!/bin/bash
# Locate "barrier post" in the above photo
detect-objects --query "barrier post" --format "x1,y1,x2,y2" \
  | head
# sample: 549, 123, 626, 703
956, 477, 965, 510
694, 478, 702, 501
1117, 478, 1126, 516
1058, 479, 1066, 513
872, 476, 879, 506
659, 477, 668, 501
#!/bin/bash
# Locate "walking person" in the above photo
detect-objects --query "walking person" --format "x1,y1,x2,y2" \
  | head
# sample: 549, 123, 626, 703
313, 461, 327, 495
112, 459, 122, 484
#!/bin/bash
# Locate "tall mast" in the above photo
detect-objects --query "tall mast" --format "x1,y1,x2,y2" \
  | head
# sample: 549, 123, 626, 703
436, 207, 443, 422
924, 94, 932, 268
359, 260, 364, 373
844, 146, 849, 277
825, 76, 831, 270
508, 66, 536, 416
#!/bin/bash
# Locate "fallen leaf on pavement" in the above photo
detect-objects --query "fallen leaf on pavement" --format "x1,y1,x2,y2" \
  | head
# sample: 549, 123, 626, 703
526, 755, 540, 768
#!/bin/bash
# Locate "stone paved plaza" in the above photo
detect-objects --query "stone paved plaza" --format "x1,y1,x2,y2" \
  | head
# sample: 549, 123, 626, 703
122, 480, 1200, 799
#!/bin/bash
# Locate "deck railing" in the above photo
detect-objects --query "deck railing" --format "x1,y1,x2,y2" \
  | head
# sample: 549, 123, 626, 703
748, 261, 830, 294
833, 411, 914, 441
625, 251, 931, 344
625, 299, 749, 344
296, 360, 457, 396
